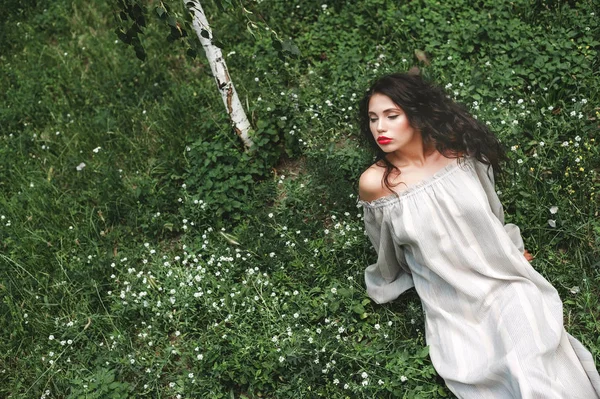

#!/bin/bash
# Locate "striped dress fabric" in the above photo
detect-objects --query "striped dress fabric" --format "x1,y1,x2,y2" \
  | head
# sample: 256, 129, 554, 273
360, 157, 600, 398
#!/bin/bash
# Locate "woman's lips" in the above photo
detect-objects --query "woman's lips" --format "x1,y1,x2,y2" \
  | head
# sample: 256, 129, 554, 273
377, 137, 392, 144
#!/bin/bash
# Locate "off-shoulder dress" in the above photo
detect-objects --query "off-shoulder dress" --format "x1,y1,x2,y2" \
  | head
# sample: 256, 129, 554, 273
359, 156, 600, 398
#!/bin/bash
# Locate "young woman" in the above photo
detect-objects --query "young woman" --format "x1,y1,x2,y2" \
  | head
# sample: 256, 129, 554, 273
358, 73, 600, 398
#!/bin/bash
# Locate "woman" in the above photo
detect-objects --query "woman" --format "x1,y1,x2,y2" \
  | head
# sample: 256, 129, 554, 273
358, 73, 600, 398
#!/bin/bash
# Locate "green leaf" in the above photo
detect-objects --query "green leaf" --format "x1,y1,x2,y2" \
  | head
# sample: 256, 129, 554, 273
214, 0, 225, 12
519, 191, 531, 198
115, 29, 131, 44
136, 13, 146, 28
186, 48, 197, 58
272, 38, 282, 51
352, 304, 365, 315
132, 4, 143, 19
135, 47, 146, 61
219, 231, 240, 245
282, 39, 301, 56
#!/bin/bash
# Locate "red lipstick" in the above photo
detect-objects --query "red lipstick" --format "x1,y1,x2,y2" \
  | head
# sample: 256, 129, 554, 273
377, 136, 392, 145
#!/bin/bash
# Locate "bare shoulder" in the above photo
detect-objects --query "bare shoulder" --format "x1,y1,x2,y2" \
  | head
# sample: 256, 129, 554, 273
359, 163, 387, 202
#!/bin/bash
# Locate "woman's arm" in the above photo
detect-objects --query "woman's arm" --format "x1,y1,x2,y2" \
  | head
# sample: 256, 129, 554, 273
473, 160, 533, 261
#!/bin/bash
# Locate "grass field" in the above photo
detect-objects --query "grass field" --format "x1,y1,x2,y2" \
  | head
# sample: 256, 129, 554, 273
1, 0, 599, 397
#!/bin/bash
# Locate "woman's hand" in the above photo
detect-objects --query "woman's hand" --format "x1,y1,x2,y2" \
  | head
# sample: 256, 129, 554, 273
523, 250, 534, 262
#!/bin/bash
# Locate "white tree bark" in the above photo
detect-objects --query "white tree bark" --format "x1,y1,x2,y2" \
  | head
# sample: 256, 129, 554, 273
185, 0, 254, 149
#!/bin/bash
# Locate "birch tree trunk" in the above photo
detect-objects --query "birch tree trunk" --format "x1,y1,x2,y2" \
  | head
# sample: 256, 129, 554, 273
185, 0, 254, 149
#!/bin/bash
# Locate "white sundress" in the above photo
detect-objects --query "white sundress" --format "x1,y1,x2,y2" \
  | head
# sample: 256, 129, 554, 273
360, 156, 600, 398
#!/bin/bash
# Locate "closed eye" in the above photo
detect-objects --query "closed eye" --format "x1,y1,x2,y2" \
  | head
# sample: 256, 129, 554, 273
369, 118, 378, 123
388, 115, 399, 120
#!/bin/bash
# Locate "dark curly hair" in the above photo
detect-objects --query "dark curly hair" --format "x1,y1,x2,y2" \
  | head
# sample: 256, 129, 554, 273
359, 72, 506, 192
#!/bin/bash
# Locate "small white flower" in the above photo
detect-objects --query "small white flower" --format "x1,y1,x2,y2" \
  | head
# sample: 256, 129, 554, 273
539, 141, 545, 147
548, 219, 556, 228
400, 375, 408, 382
330, 287, 337, 294
569, 286, 580, 294
549, 206, 558, 214
361, 372, 368, 379
76, 162, 86, 171
92, 146, 101, 153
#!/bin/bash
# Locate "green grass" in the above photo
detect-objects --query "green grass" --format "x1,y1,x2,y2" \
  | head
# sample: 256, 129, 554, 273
1, 0, 599, 398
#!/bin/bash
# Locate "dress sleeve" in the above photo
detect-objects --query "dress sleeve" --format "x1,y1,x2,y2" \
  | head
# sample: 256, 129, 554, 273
473, 160, 525, 253
362, 205, 414, 304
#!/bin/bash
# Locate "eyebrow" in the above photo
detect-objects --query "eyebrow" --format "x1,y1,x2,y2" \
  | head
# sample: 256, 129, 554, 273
368, 108, 402, 115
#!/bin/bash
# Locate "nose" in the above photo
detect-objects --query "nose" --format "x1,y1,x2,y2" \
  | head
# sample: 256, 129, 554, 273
376, 119, 386, 132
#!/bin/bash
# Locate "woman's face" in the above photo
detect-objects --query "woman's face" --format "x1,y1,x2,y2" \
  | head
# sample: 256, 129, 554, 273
368, 93, 419, 154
